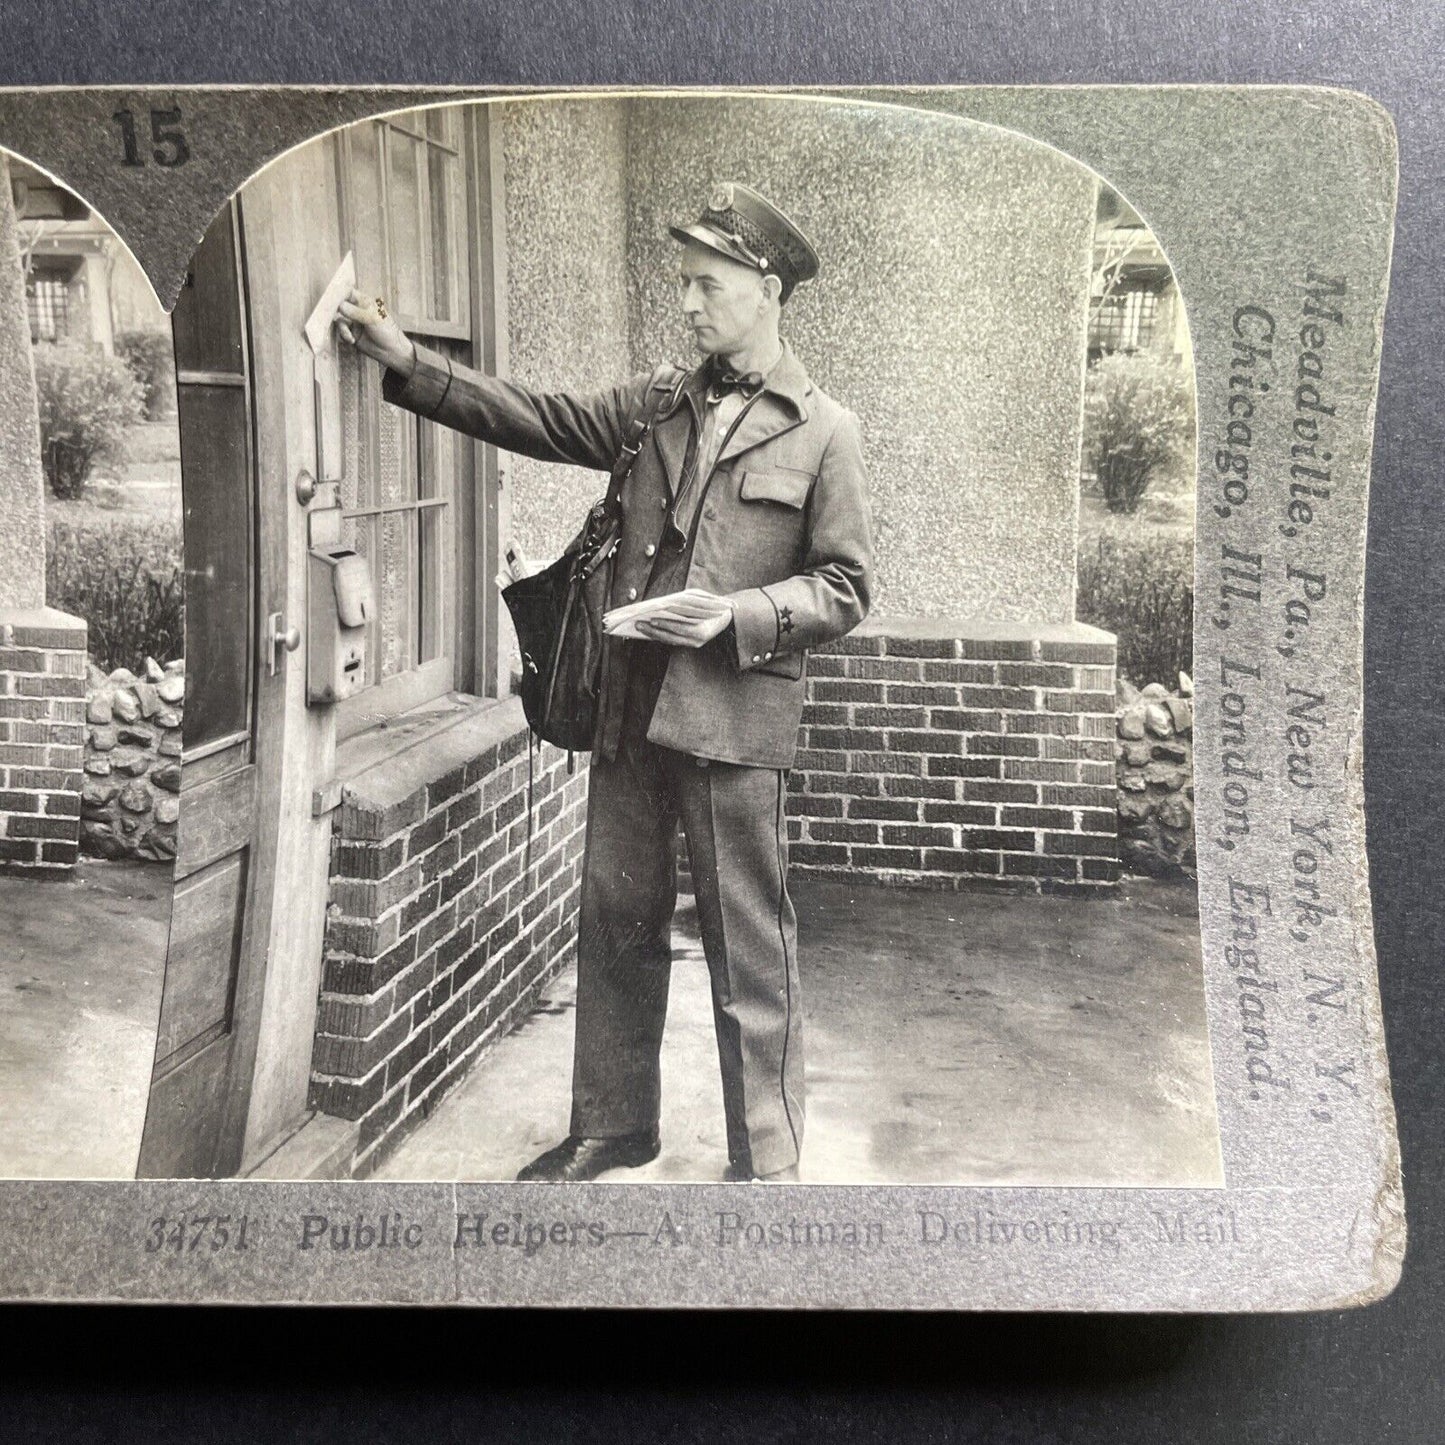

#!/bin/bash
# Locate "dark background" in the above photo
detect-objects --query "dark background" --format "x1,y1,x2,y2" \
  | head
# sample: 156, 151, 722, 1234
1, 3, 1441, 1440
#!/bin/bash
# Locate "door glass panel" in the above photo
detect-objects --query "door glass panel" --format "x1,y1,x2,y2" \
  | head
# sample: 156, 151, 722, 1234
179, 387, 251, 753
377, 399, 409, 506
377, 512, 411, 680
387, 130, 424, 318
417, 412, 448, 502
428, 145, 455, 322
419, 504, 444, 664
345, 123, 387, 288
338, 347, 367, 513
174, 206, 253, 757
172, 218, 244, 376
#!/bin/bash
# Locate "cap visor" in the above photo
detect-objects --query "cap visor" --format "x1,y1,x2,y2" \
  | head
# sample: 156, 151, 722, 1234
668, 222, 759, 271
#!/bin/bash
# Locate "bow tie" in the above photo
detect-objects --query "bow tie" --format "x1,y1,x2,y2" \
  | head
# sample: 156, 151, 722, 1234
707, 367, 765, 402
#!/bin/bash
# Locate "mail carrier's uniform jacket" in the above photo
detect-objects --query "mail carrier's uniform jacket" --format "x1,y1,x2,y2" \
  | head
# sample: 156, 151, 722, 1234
384, 339, 874, 1175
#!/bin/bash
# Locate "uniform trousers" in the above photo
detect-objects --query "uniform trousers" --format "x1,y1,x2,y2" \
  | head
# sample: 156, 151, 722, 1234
568, 732, 805, 1177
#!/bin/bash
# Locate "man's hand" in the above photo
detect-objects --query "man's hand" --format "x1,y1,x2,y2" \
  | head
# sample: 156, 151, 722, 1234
336, 287, 416, 376
633, 591, 735, 648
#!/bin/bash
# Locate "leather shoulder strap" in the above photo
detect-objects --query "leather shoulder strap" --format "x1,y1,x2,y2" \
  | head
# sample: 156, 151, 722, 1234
632, 362, 689, 440
647, 362, 690, 422
606, 364, 690, 501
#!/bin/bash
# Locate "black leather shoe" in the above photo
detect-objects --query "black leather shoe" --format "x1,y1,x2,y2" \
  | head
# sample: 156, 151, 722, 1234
515, 1129, 661, 1183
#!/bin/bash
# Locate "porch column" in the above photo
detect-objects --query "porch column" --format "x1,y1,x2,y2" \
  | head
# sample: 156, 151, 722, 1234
0, 156, 86, 876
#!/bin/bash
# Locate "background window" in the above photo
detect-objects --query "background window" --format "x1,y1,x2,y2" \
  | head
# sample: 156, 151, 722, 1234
1089, 280, 1159, 355
26, 262, 74, 343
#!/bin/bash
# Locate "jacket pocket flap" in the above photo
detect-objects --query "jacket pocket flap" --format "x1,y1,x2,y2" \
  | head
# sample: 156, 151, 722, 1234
740, 468, 812, 509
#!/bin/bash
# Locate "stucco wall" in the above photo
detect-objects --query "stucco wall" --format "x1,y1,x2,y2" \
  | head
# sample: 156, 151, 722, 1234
622, 97, 1098, 622
0, 156, 46, 609
496, 99, 633, 564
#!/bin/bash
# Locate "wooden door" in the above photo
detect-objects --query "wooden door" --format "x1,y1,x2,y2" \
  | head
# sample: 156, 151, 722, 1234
136, 202, 282, 1178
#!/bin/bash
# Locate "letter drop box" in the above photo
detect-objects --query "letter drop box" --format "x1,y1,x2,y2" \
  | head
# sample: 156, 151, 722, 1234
308, 545, 374, 703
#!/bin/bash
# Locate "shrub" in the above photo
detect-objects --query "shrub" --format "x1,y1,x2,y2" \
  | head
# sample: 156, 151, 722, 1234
1083, 352, 1192, 515
32, 343, 144, 499
1077, 532, 1193, 687
46, 517, 183, 672
115, 330, 176, 419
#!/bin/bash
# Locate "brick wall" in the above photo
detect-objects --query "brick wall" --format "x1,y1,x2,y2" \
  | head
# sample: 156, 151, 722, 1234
0, 606, 87, 878
788, 618, 1118, 895
303, 621, 1116, 1172
309, 700, 587, 1176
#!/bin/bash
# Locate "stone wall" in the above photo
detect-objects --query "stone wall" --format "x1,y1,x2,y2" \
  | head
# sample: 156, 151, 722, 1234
80, 657, 184, 863
1115, 679, 1195, 877
309, 699, 587, 1177
787, 618, 1118, 895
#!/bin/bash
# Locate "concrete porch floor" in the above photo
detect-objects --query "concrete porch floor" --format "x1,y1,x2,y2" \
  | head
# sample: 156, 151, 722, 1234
0, 860, 170, 1179
378, 875, 1223, 1187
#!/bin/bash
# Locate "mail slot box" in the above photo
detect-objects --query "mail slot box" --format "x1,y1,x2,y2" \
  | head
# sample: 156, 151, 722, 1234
307, 545, 373, 704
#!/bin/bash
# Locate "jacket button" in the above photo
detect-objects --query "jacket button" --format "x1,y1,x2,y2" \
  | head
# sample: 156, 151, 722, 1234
752, 655, 761, 664
764, 652, 773, 660
645, 543, 656, 557
659, 498, 668, 511
627, 587, 638, 601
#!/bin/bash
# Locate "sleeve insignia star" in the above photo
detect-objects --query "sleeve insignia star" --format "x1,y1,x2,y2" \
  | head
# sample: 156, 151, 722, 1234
779, 606, 794, 634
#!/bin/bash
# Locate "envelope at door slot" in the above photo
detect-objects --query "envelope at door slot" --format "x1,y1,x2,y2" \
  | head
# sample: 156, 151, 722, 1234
303, 251, 357, 482
304, 250, 358, 354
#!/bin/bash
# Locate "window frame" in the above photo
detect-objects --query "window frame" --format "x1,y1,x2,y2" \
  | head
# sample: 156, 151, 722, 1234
378, 110, 471, 342
327, 104, 502, 742
26, 258, 76, 343
1090, 282, 1159, 355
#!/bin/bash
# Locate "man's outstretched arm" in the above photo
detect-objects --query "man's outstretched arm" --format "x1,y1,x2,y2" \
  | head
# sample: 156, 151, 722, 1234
338, 287, 646, 472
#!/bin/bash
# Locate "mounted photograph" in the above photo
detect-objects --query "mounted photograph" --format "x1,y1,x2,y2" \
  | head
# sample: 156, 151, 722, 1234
0, 82, 1404, 1313
3, 94, 1214, 1188
1, 95, 1216, 1189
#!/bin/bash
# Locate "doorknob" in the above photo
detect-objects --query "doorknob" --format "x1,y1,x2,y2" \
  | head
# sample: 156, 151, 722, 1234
266, 611, 302, 676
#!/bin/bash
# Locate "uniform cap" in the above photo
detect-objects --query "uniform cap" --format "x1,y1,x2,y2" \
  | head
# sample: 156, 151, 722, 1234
669, 182, 820, 301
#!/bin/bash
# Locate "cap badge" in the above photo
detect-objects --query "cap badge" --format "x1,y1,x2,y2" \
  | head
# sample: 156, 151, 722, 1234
708, 183, 734, 212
